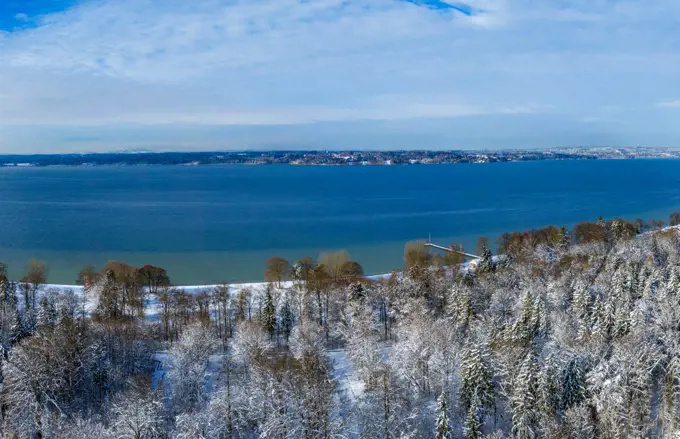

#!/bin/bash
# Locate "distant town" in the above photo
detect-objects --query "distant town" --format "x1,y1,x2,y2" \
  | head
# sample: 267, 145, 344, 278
2, 146, 680, 167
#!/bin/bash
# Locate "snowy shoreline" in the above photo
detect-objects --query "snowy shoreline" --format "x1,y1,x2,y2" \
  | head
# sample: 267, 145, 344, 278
32, 223, 680, 296
38, 272, 400, 296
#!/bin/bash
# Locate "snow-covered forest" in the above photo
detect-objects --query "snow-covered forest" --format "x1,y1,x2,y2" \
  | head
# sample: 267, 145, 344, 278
2, 218, 680, 438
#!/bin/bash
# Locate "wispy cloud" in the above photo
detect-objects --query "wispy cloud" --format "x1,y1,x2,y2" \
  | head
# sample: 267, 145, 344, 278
0, 0, 679, 152
656, 100, 680, 108
402, 0, 476, 15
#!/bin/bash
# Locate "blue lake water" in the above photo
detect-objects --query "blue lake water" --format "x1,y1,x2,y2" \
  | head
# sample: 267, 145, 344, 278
1, 159, 680, 285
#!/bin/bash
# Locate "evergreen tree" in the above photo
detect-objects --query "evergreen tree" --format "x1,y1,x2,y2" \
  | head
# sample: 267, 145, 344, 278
462, 270, 476, 287
2, 281, 17, 310
561, 357, 586, 411
478, 246, 494, 273
58, 303, 75, 327
537, 356, 559, 418
590, 296, 607, 341
36, 296, 53, 328
571, 282, 590, 318
511, 292, 536, 343
662, 267, 680, 299
644, 274, 659, 301
613, 304, 631, 339
348, 282, 366, 304
461, 346, 494, 412
22, 309, 36, 336
512, 352, 539, 439
449, 286, 473, 330
531, 296, 548, 337
261, 286, 276, 339
610, 267, 628, 301
576, 312, 591, 342
435, 391, 451, 439
464, 400, 482, 439
10, 309, 22, 343
278, 298, 294, 342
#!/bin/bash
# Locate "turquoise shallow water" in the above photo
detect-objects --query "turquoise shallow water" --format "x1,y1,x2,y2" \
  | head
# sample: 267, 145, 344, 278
1, 159, 680, 285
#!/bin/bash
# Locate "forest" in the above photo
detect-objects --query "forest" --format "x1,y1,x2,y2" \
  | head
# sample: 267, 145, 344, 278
1, 215, 680, 438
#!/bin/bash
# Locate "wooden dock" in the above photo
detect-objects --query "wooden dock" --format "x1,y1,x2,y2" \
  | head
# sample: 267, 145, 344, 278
424, 242, 479, 259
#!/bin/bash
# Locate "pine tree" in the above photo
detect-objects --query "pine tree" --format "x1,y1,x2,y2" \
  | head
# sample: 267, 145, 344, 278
613, 304, 631, 339
663, 267, 680, 298
537, 356, 559, 418
576, 310, 592, 342
610, 267, 628, 301
261, 286, 277, 339
464, 400, 482, 439
478, 246, 494, 273
512, 352, 539, 439
10, 309, 22, 343
36, 296, 53, 328
511, 292, 536, 343
435, 391, 452, 439
278, 298, 294, 342
22, 309, 36, 335
531, 296, 548, 337
2, 281, 17, 310
348, 282, 366, 304
462, 270, 476, 287
450, 286, 473, 330
590, 296, 606, 341
561, 357, 586, 411
461, 346, 494, 412
650, 237, 665, 267
58, 303, 74, 327
571, 282, 590, 318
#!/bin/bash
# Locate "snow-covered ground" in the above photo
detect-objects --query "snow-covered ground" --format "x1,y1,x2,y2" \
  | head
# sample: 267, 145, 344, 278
33, 258, 489, 323
37, 275, 400, 319
328, 349, 364, 401
152, 351, 227, 394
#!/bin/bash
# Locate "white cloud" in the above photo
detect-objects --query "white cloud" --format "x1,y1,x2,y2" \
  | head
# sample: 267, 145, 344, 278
1, 0, 680, 151
656, 100, 680, 109
14, 13, 29, 22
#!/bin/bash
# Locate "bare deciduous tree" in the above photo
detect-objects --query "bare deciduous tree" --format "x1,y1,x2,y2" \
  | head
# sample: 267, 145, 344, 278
264, 257, 291, 288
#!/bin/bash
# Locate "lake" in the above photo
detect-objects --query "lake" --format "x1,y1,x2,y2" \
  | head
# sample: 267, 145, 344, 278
1, 159, 680, 285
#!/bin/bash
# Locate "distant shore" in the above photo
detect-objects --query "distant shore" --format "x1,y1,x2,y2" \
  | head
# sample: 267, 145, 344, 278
2, 147, 680, 168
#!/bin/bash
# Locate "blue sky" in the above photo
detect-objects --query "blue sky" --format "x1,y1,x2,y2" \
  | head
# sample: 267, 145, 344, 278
1, 0, 679, 153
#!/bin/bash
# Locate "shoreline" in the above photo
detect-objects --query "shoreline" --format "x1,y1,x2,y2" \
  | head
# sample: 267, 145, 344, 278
5, 157, 680, 169
41, 224, 680, 293
38, 273, 396, 295
3, 148, 680, 168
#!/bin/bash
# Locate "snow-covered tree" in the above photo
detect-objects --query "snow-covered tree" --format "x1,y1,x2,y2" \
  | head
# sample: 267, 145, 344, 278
479, 246, 494, 273
260, 285, 277, 339
36, 296, 56, 329
435, 390, 452, 439
232, 321, 272, 374
460, 346, 494, 412
511, 352, 539, 439
167, 323, 218, 413
278, 296, 295, 342
464, 401, 483, 439
560, 356, 586, 412
111, 382, 164, 439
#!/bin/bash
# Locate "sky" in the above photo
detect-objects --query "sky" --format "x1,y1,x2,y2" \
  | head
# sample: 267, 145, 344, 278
0, 0, 679, 153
